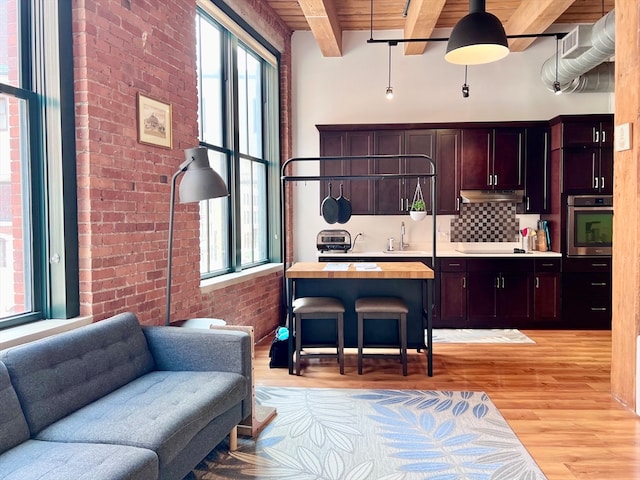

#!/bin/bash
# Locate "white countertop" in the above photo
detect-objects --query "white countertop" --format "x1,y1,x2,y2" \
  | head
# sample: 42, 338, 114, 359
318, 242, 562, 259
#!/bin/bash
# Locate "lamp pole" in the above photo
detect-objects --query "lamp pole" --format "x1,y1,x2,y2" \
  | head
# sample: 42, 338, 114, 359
165, 159, 193, 326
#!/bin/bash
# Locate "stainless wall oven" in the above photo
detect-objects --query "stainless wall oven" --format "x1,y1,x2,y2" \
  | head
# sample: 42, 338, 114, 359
566, 194, 613, 256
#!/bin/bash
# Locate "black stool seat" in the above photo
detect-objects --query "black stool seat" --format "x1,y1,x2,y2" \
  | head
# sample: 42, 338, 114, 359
355, 296, 408, 376
293, 297, 345, 376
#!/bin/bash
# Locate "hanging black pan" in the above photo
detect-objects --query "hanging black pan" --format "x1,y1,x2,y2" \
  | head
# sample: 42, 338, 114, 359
336, 183, 352, 224
321, 182, 339, 224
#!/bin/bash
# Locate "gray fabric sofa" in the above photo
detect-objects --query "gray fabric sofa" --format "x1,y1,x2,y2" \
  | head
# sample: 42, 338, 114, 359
0, 312, 251, 480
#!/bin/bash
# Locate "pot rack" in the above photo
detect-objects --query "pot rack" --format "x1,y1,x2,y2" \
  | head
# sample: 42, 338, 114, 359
280, 154, 437, 268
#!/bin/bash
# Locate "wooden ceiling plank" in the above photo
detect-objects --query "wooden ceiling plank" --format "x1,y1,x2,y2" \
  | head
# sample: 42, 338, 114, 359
505, 0, 578, 52
403, 0, 447, 55
298, 0, 343, 57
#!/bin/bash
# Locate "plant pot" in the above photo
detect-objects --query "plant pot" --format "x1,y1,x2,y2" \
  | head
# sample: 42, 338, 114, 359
410, 210, 427, 221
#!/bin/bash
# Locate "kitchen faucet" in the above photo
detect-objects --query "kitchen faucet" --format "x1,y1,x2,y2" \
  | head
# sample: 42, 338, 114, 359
400, 221, 409, 250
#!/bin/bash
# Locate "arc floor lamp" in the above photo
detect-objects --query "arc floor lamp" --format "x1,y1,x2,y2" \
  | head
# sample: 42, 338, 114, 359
165, 146, 228, 325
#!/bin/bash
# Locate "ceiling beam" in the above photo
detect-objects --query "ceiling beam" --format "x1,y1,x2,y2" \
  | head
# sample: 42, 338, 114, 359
298, 0, 343, 57
504, 0, 577, 52
403, 0, 447, 55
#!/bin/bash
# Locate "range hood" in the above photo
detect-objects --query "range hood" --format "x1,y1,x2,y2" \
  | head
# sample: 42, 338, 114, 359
460, 189, 524, 203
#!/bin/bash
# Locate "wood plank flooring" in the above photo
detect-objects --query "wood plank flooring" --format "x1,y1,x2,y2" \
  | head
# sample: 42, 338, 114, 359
253, 330, 640, 480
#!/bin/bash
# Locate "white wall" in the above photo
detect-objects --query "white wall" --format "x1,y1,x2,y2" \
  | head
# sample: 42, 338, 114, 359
290, 29, 614, 262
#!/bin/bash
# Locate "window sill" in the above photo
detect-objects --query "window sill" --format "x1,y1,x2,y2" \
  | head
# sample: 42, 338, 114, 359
0, 316, 93, 351
200, 263, 283, 294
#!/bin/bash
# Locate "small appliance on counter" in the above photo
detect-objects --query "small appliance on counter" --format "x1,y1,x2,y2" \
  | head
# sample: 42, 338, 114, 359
317, 229, 351, 253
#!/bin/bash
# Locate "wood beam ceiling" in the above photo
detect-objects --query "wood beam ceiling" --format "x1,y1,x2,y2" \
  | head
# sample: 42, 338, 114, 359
403, 0, 446, 55
505, 0, 577, 52
297, 0, 342, 57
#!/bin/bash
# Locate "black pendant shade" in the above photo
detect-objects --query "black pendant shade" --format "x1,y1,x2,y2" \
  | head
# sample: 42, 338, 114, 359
445, 0, 509, 65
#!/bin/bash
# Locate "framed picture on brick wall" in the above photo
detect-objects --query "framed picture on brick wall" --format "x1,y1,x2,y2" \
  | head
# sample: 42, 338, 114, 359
137, 93, 172, 149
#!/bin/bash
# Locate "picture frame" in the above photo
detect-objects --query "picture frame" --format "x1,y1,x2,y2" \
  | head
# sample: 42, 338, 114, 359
137, 92, 172, 148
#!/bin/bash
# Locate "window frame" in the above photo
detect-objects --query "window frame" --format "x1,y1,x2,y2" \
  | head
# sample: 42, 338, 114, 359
196, 2, 281, 280
0, 0, 78, 328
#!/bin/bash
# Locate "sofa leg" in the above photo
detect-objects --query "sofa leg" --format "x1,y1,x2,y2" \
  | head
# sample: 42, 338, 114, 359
229, 426, 238, 451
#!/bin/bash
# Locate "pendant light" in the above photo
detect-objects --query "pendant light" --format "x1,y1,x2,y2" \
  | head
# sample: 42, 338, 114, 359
445, 0, 509, 65
385, 42, 395, 99
553, 35, 562, 95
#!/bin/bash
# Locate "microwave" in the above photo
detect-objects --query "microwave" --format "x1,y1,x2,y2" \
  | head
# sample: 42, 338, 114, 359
566, 195, 613, 256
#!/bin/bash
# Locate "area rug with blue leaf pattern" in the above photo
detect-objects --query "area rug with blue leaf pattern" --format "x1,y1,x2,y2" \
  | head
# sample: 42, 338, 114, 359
188, 387, 546, 480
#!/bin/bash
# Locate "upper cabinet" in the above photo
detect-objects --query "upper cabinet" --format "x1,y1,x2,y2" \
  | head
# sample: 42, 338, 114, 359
524, 126, 551, 213
461, 128, 524, 191
549, 114, 614, 194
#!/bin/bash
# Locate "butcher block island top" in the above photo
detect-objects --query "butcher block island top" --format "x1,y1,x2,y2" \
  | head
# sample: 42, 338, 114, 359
286, 261, 434, 279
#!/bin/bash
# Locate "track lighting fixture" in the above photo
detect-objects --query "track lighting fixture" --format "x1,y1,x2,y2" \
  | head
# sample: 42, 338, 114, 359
553, 35, 562, 95
462, 65, 470, 98
385, 42, 395, 100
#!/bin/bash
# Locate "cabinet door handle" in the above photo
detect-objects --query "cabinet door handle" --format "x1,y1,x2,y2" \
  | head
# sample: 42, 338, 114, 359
594, 129, 599, 143
495, 277, 500, 288
591, 282, 607, 286
591, 307, 607, 312
448, 263, 461, 267
541, 263, 554, 267
526, 196, 530, 211
488, 174, 493, 186
456, 197, 460, 211
591, 263, 608, 267
494, 174, 498, 186
462, 278, 466, 288
601, 176, 605, 190
535, 277, 540, 288
594, 177, 599, 189
602, 130, 605, 143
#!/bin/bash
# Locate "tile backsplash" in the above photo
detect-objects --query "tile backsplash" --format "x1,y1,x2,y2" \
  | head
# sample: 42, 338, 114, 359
450, 203, 520, 242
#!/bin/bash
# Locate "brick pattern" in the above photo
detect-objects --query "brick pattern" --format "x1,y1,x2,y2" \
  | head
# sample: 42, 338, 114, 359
72, 0, 291, 335
450, 203, 520, 242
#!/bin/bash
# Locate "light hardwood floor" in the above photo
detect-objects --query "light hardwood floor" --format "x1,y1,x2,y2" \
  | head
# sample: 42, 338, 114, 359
253, 330, 639, 480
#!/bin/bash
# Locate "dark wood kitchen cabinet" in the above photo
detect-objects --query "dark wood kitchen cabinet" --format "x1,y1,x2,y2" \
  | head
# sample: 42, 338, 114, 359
435, 129, 462, 214
523, 126, 550, 213
374, 130, 435, 215
319, 130, 374, 214
562, 257, 611, 329
461, 128, 524, 191
466, 258, 532, 327
550, 114, 614, 194
438, 258, 467, 327
533, 258, 561, 323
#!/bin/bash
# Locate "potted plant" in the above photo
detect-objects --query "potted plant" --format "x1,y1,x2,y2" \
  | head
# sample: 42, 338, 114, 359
409, 184, 427, 221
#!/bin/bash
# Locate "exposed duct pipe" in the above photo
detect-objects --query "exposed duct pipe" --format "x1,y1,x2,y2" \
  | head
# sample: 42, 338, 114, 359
540, 9, 615, 94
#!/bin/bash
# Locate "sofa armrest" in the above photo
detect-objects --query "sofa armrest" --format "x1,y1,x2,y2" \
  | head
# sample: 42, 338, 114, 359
142, 326, 251, 380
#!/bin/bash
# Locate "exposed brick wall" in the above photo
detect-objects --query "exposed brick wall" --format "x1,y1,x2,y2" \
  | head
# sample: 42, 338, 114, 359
72, 0, 292, 335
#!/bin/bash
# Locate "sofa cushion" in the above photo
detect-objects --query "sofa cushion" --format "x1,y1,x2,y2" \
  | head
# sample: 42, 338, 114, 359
0, 312, 155, 434
0, 439, 158, 480
0, 362, 30, 454
34, 370, 248, 469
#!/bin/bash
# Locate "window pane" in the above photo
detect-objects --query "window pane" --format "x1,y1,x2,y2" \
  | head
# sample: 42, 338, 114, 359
0, 0, 20, 88
240, 157, 267, 265
0, 94, 32, 318
199, 149, 229, 273
197, 17, 223, 146
237, 45, 262, 158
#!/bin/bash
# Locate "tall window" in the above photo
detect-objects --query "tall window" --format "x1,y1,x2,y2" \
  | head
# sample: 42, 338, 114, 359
196, 3, 279, 277
0, 0, 78, 327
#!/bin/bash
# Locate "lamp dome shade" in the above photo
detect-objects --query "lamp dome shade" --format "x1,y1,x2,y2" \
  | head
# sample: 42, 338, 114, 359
445, 2, 509, 65
179, 147, 229, 203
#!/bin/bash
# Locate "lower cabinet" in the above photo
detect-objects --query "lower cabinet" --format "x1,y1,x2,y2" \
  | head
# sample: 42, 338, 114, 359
466, 259, 532, 327
533, 258, 561, 324
438, 256, 563, 328
438, 259, 467, 327
562, 257, 611, 329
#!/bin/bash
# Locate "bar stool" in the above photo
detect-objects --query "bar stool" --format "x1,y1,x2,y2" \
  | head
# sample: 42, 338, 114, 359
356, 297, 408, 376
293, 297, 345, 376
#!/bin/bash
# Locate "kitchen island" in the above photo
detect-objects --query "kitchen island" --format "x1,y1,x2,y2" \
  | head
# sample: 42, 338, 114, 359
286, 261, 435, 376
